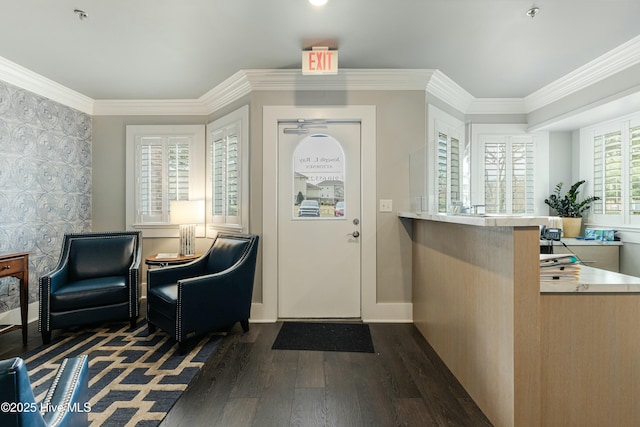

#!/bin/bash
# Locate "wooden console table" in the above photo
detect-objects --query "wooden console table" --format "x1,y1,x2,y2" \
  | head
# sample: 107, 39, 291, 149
0, 252, 29, 345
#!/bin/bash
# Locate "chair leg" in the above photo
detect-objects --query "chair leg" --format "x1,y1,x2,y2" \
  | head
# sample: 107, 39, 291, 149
240, 319, 250, 332
130, 317, 137, 329
178, 340, 189, 355
42, 331, 52, 345
148, 323, 156, 334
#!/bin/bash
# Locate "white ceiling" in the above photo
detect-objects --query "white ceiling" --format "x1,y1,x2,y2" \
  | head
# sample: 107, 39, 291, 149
0, 0, 639, 101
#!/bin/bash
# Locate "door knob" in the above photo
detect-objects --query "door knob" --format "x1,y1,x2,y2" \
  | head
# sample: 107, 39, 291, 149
348, 231, 360, 238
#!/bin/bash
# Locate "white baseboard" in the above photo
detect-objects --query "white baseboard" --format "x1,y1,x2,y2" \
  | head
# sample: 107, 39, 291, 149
249, 303, 277, 323
0, 300, 412, 326
249, 302, 413, 323
363, 303, 413, 323
0, 302, 39, 326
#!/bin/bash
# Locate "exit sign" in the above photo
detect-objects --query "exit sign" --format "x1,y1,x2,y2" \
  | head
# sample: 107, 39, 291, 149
302, 48, 338, 75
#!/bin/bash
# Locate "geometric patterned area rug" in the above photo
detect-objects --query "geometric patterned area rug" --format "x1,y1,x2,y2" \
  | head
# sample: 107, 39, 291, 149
22, 319, 222, 427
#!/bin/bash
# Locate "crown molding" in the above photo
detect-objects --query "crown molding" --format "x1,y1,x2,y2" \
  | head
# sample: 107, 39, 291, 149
525, 34, 640, 112
95, 69, 438, 116
3, 34, 640, 118
0, 56, 93, 114
243, 68, 436, 91
199, 70, 253, 114
467, 98, 527, 115
426, 70, 475, 113
92, 99, 209, 116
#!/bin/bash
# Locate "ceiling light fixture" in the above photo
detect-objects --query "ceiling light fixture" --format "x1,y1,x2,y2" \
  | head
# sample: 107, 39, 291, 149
526, 7, 539, 18
309, 0, 328, 6
74, 9, 88, 20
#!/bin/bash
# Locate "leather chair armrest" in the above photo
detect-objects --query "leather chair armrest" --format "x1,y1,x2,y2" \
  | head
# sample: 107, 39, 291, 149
179, 272, 248, 302
40, 355, 89, 426
45, 267, 70, 292
177, 265, 255, 330
129, 247, 142, 271
147, 259, 206, 288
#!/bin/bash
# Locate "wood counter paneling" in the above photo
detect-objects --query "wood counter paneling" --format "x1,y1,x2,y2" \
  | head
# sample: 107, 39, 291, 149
412, 220, 540, 427
541, 294, 640, 426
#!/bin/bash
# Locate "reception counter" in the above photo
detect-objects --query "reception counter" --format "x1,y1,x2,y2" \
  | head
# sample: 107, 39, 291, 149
540, 265, 640, 426
401, 212, 640, 427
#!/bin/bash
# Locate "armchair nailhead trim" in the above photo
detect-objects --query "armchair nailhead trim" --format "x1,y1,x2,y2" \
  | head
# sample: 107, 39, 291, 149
41, 232, 142, 330
176, 283, 183, 341
41, 354, 88, 427
39, 276, 51, 332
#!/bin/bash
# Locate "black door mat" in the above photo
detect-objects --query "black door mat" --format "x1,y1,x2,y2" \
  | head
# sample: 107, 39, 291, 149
272, 321, 375, 353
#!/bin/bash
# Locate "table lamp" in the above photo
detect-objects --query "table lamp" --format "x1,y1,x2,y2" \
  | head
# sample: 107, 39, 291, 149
170, 200, 205, 256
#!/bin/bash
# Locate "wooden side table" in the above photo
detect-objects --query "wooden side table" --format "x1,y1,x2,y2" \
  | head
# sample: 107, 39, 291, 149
0, 252, 29, 345
145, 253, 201, 268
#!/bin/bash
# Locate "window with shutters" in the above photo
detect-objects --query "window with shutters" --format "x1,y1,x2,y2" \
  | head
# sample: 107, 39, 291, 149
588, 113, 640, 226
480, 135, 534, 214
630, 125, 640, 216
206, 106, 249, 233
126, 125, 205, 236
593, 131, 622, 215
436, 132, 462, 213
430, 107, 464, 214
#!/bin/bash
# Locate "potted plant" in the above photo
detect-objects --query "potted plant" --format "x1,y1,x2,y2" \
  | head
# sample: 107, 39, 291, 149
544, 180, 600, 237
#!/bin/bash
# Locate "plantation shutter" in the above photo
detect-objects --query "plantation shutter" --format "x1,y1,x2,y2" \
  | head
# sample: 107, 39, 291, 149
168, 137, 191, 202
629, 125, 640, 215
512, 141, 534, 214
136, 136, 192, 224
593, 135, 604, 214
482, 137, 534, 214
450, 136, 460, 205
209, 120, 241, 226
435, 131, 461, 213
437, 132, 448, 213
604, 131, 622, 215
137, 137, 164, 223
484, 142, 506, 213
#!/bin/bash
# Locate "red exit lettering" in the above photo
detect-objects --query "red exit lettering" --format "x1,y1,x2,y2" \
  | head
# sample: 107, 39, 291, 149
308, 51, 334, 72
302, 49, 338, 74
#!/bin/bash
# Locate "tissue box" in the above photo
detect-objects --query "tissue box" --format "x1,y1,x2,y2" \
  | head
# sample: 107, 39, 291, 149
585, 227, 615, 241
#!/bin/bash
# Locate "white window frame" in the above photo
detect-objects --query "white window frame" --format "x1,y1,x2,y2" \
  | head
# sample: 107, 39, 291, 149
125, 125, 205, 237
629, 116, 640, 225
206, 105, 249, 235
428, 105, 465, 213
471, 124, 549, 215
581, 112, 640, 228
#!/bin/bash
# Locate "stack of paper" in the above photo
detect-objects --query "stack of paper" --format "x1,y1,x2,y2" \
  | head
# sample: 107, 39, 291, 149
540, 254, 580, 281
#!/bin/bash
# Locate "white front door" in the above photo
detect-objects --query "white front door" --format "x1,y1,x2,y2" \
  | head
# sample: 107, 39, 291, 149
278, 121, 361, 318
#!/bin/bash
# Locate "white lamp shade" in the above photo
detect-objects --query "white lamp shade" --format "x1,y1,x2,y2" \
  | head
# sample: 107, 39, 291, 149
170, 200, 205, 225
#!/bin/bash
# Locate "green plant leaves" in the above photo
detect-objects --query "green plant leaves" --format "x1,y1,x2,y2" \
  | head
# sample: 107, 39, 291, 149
544, 180, 600, 218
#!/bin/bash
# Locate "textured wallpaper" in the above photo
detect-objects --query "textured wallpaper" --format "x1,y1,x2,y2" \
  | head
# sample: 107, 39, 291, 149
0, 80, 92, 314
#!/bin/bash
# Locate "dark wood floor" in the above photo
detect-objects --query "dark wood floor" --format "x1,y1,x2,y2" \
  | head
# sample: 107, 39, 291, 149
1, 320, 492, 427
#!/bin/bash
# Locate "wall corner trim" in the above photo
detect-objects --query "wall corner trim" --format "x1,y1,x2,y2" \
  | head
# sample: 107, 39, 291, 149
0, 56, 93, 114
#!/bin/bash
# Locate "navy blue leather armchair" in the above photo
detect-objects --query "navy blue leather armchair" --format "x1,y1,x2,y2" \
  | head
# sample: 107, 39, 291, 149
0, 355, 89, 427
39, 231, 142, 344
147, 233, 259, 354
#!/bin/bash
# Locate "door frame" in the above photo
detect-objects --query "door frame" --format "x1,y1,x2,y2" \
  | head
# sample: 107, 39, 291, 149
258, 105, 377, 321
277, 121, 362, 319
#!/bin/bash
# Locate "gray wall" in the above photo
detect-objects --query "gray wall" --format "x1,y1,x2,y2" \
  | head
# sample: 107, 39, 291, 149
91, 115, 207, 231
547, 131, 574, 197
91, 90, 425, 306
91, 114, 211, 288
0, 80, 92, 314
249, 90, 425, 303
